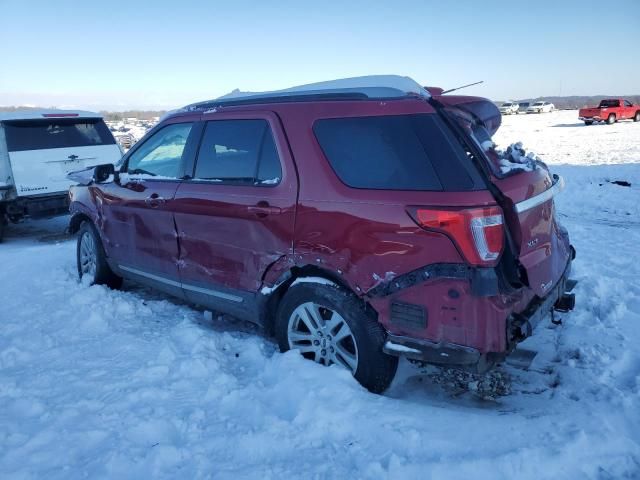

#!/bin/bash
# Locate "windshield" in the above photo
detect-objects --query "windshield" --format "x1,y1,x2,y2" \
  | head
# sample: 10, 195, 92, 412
598, 99, 620, 108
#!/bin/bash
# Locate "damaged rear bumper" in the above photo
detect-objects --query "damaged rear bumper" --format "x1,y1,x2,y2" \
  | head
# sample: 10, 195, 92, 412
507, 246, 576, 347
383, 246, 577, 373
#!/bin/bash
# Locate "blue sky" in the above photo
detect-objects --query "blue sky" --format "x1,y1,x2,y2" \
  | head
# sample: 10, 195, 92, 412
1, 0, 638, 110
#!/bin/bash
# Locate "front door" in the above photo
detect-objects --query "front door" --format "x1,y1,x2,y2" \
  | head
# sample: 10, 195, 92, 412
623, 100, 633, 119
173, 112, 298, 316
100, 120, 197, 291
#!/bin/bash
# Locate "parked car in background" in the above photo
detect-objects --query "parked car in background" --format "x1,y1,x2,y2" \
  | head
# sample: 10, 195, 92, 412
0, 110, 121, 241
527, 101, 554, 113
116, 133, 136, 150
68, 75, 575, 393
518, 102, 530, 114
578, 99, 640, 125
499, 102, 519, 115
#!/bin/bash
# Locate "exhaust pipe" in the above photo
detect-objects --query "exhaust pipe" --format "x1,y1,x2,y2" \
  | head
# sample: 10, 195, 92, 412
554, 293, 575, 313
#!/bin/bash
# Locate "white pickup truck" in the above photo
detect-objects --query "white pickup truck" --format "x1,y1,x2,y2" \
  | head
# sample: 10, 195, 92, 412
0, 110, 122, 240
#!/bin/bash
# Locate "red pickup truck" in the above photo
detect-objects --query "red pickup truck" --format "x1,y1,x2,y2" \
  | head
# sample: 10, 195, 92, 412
579, 99, 640, 125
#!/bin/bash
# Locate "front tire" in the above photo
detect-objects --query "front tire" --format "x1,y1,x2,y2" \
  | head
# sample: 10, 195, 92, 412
77, 221, 123, 289
634, 111, 640, 122
275, 282, 398, 393
584, 120, 593, 125
607, 113, 616, 124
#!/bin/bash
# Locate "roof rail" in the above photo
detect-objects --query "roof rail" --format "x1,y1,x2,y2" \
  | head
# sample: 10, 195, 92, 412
181, 75, 430, 111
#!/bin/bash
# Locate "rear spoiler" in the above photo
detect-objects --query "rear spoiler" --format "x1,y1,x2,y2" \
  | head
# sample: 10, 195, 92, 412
431, 95, 502, 136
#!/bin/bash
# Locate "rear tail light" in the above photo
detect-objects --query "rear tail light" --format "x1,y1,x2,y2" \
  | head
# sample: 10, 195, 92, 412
411, 206, 504, 266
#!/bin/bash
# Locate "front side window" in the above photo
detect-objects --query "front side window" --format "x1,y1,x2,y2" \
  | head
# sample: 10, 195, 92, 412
313, 114, 482, 191
126, 122, 193, 178
4, 118, 115, 152
193, 119, 282, 185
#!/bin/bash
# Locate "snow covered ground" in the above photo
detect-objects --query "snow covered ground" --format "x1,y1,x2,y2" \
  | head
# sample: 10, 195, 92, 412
1, 110, 639, 479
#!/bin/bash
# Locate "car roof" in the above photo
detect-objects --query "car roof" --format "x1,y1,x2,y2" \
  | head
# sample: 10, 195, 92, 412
166, 75, 431, 119
0, 109, 103, 122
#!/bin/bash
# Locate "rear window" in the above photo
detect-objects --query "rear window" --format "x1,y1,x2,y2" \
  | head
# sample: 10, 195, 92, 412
4, 118, 116, 152
598, 99, 620, 108
313, 114, 483, 191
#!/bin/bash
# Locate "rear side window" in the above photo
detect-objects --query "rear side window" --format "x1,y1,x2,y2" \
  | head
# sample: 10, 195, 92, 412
4, 118, 116, 152
194, 119, 282, 185
313, 114, 482, 191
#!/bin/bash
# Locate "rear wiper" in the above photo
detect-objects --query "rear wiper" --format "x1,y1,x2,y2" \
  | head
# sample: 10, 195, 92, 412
128, 168, 156, 176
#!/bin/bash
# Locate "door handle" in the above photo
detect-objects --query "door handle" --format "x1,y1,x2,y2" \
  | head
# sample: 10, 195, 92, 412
248, 202, 281, 217
145, 193, 166, 208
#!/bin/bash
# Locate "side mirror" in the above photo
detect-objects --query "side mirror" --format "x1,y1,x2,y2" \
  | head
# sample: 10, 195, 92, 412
93, 163, 115, 183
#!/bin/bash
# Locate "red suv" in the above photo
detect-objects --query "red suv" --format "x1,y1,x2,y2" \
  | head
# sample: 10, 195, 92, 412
69, 76, 575, 393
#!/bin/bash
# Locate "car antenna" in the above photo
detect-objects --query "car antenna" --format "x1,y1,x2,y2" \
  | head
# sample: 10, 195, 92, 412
441, 80, 484, 95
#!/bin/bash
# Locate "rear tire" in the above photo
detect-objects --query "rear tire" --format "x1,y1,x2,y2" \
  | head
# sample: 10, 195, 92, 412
275, 282, 398, 393
607, 113, 616, 124
77, 221, 123, 289
634, 111, 640, 122
584, 120, 593, 125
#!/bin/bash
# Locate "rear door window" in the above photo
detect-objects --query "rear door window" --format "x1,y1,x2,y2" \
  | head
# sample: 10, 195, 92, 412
313, 114, 483, 191
193, 119, 282, 186
4, 118, 116, 152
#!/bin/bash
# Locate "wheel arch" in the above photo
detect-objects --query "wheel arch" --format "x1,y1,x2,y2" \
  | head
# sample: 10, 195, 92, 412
68, 212, 93, 234
259, 263, 376, 336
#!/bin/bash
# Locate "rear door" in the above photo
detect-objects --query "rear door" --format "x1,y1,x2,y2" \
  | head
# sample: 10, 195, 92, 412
439, 97, 571, 297
490, 170, 571, 296
98, 119, 198, 291
3, 117, 121, 196
173, 111, 297, 312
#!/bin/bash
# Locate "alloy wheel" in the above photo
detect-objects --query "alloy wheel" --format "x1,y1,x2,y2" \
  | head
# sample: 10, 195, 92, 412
287, 302, 359, 373
79, 231, 97, 279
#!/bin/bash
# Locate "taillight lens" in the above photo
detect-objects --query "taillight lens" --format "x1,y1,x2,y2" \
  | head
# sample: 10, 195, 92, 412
412, 206, 504, 266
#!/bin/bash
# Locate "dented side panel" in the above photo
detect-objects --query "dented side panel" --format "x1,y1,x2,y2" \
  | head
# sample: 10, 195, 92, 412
173, 110, 299, 294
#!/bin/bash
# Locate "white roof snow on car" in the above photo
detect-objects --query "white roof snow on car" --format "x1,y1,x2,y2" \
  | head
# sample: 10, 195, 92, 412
183, 75, 430, 112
